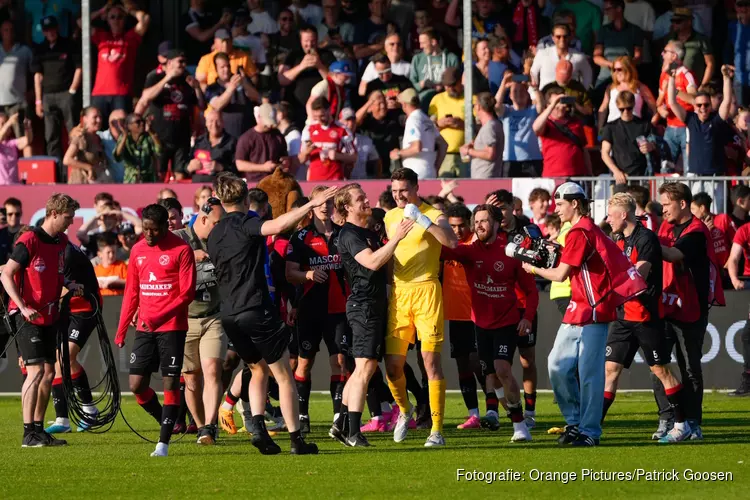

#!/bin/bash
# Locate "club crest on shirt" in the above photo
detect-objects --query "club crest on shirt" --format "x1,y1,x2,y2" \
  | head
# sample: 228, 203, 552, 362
159, 255, 170, 266
137, 255, 147, 266
494, 261, 504, 272
329, 130, 338, 139
32, 258, 46, 273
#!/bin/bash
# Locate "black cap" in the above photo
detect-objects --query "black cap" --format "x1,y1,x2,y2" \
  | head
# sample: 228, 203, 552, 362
119, 222, 135, 234
164, 49, 186, 61
158, 41, 173, 57
235, 7, 252, 21
40, 15, 58, 31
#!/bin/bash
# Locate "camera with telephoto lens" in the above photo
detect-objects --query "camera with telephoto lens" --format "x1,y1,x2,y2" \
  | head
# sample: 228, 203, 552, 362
504, 225, 561, 269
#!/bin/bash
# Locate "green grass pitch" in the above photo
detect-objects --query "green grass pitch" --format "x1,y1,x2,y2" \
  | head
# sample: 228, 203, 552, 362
0, 392, 747, 499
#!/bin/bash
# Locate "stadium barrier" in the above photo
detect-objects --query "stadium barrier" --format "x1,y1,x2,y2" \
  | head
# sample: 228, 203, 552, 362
0, 294, 745, 392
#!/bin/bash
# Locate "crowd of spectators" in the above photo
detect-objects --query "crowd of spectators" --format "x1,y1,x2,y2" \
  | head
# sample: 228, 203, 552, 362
0, 0, 748, 205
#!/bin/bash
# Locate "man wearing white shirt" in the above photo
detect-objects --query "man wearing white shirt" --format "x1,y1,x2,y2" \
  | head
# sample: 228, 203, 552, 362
531, 24, 592, 90
389, 88, 447, 179
359, 33, 411, 93
246, 0, 278, 34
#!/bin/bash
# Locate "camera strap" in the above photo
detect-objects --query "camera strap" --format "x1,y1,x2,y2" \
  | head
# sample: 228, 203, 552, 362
549, 119, 585, 150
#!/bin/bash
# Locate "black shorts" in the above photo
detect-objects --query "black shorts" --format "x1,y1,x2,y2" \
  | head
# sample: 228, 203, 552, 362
288, 323, 299, 358
346, 300, 385, 360
129, 331, 187, 377
476, 324, 518, 376
221, 306, 289, 365
297, 308, 345, 359
14, 315, 57, 365
449, 320, 476, 358
606, 319, 669, 368
67, 313, 98, 348
516, 309, 538, 349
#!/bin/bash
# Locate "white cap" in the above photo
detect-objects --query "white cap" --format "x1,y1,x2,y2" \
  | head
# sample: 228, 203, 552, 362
554, 182, 587, 201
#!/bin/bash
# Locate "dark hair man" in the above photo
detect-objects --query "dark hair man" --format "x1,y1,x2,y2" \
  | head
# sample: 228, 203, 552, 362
654, 182, 725, 441
330, 183, 414, 447
207, 173, 337, 455
442, 204, 539, 443
0, 193, 81, 448
115, 204, 197, 457
521, 182, 647, 447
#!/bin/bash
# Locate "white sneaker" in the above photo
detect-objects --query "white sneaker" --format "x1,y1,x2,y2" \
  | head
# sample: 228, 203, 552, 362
651, 419, 674, 440
523, 411, 536, 429
424, 431, 445, 447
150, 442, 169, 457
658, 422, 691, 444
510, 422, 532, 442
393, 403, 414, 443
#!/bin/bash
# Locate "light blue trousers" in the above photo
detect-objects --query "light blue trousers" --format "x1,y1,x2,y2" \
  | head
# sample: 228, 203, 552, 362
548, 323, 609, 439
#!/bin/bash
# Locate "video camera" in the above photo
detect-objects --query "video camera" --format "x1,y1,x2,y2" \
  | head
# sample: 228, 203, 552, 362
505, 225, 561, 269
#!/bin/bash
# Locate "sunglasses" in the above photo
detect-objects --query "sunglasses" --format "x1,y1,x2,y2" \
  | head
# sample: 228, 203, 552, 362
618, 106, 633, 112
553, 35, 569, 40
130, 119, 144, 126
695, 102, 711, 108
6, 211, 21, 217
201, 197, 222, 215
613, 67, 624, 72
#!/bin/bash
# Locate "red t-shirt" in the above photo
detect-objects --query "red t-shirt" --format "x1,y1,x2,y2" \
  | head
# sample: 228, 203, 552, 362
561, 227, 617, 324
659, 67, 696, 128
540, 117, 587, 177
440, 237, 538, 330
302, 122, 355, 181
733, 223, 750, 277
92, 29, 142, 96
115, 232, 196, 345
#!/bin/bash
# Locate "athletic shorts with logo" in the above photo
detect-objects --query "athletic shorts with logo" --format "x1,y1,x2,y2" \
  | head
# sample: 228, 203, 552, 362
516, 308, 538, 348
606, 319, 669, 368
67, 313, 98, 348
386, 280, 444, 355
449, 320, 476, 358
221, 305, 289, 365
346, 300, 386, 360
129, 330, 187, 377
14, 314, 57, 365
182, 313, 227, 372
297, 308, 346, 359
475, 324, 518, 376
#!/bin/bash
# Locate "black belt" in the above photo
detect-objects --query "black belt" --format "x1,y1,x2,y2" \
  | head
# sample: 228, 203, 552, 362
189, 309, 220, 320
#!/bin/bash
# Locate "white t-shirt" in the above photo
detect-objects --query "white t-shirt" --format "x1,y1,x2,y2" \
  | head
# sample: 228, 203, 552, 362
233, 34, 267, 65
289, 4, 323, 28
361, 60, 411, 83
247, 11, 278, 35
350, 133, 379, 179
402, 109, 437, 179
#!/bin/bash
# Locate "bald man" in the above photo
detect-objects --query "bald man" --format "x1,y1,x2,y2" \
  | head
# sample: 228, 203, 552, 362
541, 60, 593, 118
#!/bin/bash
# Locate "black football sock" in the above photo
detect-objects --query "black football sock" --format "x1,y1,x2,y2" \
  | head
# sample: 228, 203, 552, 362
176, 376, 188, 425
34, 421, 44, 434
295, 374, 311, 416
602, 391, 616, 422
367, 376, 382, 417
159, 404, 179, 444
335, 404, 348, 429
508, 402, 524, 423
251, 414, 268, 437
52, 377, 68, 419
23, 423, 34, 437
524, 391, 537, 413
136, 388, 163, 424
485, 392, 499, 414
72, 369, 94, 405
666, 384, 686, 423
458, 372, 478, 412
348, 411, 363, 438
331, 375, 345, 416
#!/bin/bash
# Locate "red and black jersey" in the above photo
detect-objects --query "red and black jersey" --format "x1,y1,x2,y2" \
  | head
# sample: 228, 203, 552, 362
8, 228, 68, 326
287, 223, 349, 314
616, 223, 662, 323
64, 242, 103, 314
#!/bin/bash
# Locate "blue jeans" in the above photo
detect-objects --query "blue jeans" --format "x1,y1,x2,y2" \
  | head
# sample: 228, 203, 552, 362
664, 126, 688, 172
548, 323, 609, 439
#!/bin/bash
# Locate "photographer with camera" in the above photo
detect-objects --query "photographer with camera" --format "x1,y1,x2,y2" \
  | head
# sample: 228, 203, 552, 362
532, 88, 591, 178
518, 183, 647, 447
441, 204, 538, 443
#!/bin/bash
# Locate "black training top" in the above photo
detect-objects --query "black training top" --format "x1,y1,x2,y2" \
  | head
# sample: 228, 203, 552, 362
338, 222, 386, 304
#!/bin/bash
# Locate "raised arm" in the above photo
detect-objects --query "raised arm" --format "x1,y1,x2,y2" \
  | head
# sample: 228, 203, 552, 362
261, 187, 338, 236
666, 73, 687, 124
719, 65, 734, 121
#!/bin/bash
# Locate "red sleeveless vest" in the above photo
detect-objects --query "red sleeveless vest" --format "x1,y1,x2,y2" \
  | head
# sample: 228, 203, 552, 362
564, 217, 648, 325
658, 216, 725, 322
10, 230, 68, 326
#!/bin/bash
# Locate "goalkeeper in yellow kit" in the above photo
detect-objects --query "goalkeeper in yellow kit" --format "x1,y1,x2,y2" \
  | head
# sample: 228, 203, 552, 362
383, 168, 458, 447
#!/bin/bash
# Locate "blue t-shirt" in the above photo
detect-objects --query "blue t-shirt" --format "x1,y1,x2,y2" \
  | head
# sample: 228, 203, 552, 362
502, 105, 542, 162
728, 21, 750, 85
686, 111, 730, 175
